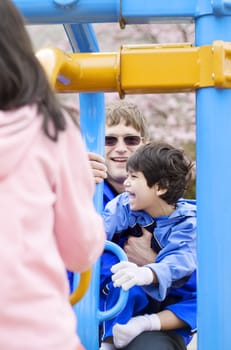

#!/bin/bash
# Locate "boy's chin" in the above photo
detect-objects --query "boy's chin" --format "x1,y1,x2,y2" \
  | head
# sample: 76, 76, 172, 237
129, 203, 138, 211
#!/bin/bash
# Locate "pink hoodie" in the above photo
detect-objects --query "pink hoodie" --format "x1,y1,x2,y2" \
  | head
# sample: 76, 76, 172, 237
0, 104, 105, 350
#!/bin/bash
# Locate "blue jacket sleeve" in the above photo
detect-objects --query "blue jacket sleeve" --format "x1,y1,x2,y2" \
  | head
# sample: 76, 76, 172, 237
144, 216, 197, 301
102, 193, 131, 240
102, 192, 154, 240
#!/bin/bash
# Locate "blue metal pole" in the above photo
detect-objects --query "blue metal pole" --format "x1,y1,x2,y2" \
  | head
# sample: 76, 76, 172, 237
195, 10, 231, 350
14, 0, 207, 25
78, 92, 105, 212
63, 23, 105, 350
121, 0, 199, 24
63, 22, 105, 211
13, 0, 118, 24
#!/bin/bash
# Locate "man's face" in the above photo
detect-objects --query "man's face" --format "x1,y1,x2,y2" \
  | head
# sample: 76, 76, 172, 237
105, 121, 144, 192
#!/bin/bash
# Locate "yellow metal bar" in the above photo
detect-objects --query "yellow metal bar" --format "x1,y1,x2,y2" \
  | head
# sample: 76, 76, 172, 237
36, 41, 231, 95
69, 269, 92, 306
120, 43, 213, 93
212, 40, 231, 87
36, 48, 121, 94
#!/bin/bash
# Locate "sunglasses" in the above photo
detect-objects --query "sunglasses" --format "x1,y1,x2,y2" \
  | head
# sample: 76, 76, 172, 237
105, 135, 143, 146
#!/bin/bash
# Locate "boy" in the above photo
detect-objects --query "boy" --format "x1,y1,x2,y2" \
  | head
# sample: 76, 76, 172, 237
101, 142, 196, 350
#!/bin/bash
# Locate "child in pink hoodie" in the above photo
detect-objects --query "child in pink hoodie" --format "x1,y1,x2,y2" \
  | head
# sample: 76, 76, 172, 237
0, 1, 105, 350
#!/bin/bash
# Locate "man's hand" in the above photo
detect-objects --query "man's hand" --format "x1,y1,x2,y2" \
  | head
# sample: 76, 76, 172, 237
111, 261, 154, 291
124, 227, 157, 265
88, 152, 107, 184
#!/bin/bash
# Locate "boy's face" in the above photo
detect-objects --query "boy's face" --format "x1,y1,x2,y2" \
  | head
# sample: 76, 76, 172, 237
105, 121, 144, 193
124, 170, 161, 215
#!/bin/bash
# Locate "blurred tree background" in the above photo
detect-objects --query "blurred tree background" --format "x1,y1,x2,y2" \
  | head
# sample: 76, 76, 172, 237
27, 22, 196, 198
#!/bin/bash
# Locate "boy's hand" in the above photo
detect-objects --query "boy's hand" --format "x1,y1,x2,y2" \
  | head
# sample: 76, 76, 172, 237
111, 261, 154, 291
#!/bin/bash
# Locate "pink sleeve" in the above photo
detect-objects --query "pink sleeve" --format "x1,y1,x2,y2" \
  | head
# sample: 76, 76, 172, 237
54, 118, 105, 272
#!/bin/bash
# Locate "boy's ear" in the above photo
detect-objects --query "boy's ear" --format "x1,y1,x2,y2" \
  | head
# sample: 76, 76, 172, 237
155, 182, 168, 196
156, 187, 168, 196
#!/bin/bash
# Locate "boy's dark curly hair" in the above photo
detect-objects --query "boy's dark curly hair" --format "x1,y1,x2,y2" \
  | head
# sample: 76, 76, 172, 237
126, 142, 193, 205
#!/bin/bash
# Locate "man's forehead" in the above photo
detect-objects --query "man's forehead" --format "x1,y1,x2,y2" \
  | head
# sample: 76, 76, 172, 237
105, 122, 141, 136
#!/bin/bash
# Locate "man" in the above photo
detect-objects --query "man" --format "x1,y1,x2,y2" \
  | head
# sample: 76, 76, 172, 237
89, 101, 149, 205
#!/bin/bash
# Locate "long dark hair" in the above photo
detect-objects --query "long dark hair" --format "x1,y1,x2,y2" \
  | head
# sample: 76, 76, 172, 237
0, 0, 75, 141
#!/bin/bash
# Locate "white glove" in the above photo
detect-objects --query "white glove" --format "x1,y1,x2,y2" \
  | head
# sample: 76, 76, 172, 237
111, 261, 153, 291
113, 314, 161, 348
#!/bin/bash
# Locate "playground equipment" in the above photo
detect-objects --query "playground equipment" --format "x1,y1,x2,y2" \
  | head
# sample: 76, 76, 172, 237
14, 1, 231, 350
36, 40, 231, 95
69, 269, 91, 306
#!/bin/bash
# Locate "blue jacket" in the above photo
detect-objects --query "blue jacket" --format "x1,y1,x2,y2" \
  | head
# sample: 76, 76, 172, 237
102, 190, 197, 344
103, 180, 117, 207
103, 192, 196, 299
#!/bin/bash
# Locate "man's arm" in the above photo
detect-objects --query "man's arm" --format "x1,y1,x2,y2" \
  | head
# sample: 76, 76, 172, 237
124, 227, 157, 265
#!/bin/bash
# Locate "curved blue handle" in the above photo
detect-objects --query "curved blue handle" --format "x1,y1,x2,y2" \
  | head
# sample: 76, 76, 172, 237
97, 240, 129, 322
